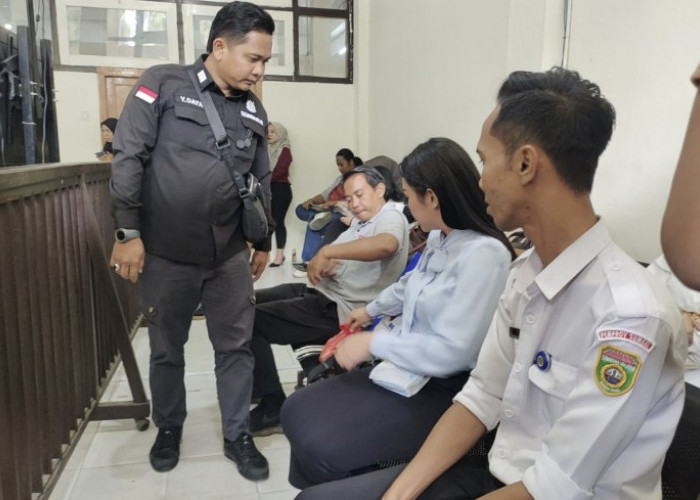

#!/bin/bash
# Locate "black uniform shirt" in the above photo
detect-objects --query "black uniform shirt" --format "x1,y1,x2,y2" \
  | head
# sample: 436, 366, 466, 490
110, 55, 272, 264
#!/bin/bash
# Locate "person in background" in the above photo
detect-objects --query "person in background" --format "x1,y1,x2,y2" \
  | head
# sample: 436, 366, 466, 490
267, 121, 293, 267
294, 148, 360, 265
97, 117, 118, 161
109, 1, 274, 481
321, 164, 404, 245
282, 137, 514, 491
297, 67, 687, 500
662, 61, 700, 290
249, 166, 410, 437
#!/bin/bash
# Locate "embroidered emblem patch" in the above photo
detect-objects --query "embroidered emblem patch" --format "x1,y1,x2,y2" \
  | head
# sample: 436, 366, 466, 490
596, 328, 655, 353
135, 85, 158, 104
594, 345, 641, 396
246, 99, 256, 113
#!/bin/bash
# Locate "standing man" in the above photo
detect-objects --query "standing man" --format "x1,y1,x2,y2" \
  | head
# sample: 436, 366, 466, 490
296, 68, 687, 499
109, 1, 274, 481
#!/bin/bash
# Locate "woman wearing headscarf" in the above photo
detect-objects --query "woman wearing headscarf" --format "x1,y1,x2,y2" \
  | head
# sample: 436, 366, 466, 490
99, 117, 118, 161
267, 121, 293, 266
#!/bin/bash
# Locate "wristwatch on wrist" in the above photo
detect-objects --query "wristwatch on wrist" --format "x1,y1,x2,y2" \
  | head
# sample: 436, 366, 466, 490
115, 228, 141, 242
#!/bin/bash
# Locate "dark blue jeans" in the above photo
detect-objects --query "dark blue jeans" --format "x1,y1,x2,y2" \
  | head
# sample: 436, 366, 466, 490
295, 204, 341, 261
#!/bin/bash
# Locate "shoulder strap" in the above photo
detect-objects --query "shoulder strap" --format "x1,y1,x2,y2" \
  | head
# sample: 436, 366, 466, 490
186, 67, 252, 200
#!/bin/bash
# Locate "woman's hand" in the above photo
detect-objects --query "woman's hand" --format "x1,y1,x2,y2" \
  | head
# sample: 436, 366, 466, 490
335, 333, 373, 371
347, 307, 372, 330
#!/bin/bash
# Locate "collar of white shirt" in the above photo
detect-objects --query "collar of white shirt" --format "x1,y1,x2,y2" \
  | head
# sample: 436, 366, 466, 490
517, 219, 612, 301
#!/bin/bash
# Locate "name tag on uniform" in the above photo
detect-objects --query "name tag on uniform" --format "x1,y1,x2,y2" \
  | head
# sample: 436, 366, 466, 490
241, 111, 263, 127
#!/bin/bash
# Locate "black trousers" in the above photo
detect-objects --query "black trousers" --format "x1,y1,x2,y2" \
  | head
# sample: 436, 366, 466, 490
138, 250, 254, 441
295, 453, 504, 499
251, 283, 340, 399
271, 182, 293, 250
282, 367, 470, 489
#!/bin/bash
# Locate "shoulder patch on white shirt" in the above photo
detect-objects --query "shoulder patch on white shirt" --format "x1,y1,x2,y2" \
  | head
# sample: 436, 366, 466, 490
595, 344, 642, 396
596, 328, 655, 353
135, 85, 158, 104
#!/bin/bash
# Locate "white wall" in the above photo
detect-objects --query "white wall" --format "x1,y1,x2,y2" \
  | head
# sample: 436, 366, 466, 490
262, 81, 356, 254
361, 0, 563, 166
361, 0, 700, 262
567, 0, 700, 262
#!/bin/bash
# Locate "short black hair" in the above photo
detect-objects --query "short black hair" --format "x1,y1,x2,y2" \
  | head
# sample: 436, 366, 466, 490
206, 1, 275, 53
492, 67, 616, 193
373, 165, 404, 202
342, 166, 387, 195
400, 138, 515, 259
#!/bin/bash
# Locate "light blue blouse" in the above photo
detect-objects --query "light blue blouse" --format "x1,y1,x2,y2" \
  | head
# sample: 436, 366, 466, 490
368, 229, 510, 378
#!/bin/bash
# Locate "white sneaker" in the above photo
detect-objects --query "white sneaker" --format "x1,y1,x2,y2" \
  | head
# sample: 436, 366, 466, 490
309, 211, 334, 231
292, 270, 308, 279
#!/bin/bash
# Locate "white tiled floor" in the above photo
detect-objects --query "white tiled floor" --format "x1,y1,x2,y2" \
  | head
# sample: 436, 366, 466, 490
49, 262, 306, 500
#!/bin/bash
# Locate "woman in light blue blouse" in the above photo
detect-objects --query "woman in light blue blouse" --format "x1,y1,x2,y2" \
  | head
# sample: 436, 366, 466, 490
281, 138, 515, 491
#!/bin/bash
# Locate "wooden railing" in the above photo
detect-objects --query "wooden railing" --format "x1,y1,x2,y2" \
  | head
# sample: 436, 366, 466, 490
0, 163, 149, 500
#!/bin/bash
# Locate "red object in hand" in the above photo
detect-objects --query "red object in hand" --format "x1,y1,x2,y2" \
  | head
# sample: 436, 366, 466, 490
319, 323, 357, 362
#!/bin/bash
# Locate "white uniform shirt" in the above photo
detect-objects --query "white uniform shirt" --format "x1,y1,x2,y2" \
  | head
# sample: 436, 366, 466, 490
368, 229, 511, 377
454, 221, 687, 499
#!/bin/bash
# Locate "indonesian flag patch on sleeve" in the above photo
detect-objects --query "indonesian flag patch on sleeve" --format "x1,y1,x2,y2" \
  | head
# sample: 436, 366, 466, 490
135, 85, 158, 104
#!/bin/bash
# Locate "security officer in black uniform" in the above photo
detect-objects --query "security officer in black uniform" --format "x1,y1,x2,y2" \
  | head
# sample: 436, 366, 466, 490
109, 1, 274, 481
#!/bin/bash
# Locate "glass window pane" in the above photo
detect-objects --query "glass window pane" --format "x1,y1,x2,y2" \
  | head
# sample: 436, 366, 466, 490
270, 17, 286, 67
298, 16, 347, 78
191, 14, 212, 60
0, 0, 29, 33
298, 0, 347, 9
66, 6, 171, 60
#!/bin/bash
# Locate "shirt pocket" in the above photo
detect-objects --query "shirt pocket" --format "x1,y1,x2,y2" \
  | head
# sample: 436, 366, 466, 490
528, 358, 577, 400
173, 102, 208, 126
170, 102, 210, 153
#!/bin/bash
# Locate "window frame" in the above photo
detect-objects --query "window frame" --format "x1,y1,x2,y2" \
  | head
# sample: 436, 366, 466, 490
38, 0, 354, 83
285, 0, 353, 84
53, 0, 179, 69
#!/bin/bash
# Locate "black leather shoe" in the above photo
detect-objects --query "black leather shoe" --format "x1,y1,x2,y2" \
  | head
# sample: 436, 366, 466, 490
249, 404, 282, 437
269, 256, 285, 267
149, 426, 182, 472
224, 433, 269, 481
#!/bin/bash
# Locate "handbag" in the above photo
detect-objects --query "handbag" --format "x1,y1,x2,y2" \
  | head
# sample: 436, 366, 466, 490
187, 68, 269, 244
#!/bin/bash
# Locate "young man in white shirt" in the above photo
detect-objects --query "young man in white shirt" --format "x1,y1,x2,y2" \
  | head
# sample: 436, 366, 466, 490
296, 68, 687, 500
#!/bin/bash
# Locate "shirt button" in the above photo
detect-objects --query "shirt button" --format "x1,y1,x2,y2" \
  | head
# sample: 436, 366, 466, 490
504, 409, 514, 418
497, 448, 507, 458
525, 314, 536, 324
610, 261, 622, 271
513, 362, 522, 373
